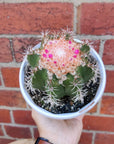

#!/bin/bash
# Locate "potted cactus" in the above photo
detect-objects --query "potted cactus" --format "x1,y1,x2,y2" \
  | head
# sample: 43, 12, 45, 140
19, 30, 106, 119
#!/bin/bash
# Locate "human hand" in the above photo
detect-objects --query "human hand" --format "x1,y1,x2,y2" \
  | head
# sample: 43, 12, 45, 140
32, 109, 84, 144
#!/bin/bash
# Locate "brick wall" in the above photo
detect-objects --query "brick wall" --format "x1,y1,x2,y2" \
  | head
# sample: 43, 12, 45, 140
0, 0, 114, 144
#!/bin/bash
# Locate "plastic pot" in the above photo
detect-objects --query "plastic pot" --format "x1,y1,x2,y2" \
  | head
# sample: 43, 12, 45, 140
19, 39, 106, 119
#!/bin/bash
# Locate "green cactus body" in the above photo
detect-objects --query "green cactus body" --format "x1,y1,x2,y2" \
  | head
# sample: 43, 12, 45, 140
24, 31, 100, 112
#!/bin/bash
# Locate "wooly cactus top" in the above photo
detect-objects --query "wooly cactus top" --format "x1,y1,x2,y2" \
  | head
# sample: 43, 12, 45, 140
25, 31, 99, 106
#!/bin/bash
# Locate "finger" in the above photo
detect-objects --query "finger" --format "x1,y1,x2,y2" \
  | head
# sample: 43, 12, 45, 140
32, 109, 52, 126
32, 109, 46, 120
71, 114, 84, 123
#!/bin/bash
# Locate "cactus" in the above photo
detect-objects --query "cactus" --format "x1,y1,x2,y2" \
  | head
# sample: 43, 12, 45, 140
24, 30, 100, 109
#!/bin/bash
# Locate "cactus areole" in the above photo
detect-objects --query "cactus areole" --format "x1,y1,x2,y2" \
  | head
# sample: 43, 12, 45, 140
24, 31, 100, 114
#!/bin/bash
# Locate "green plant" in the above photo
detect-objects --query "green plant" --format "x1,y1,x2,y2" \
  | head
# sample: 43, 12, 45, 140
25, 31, 99, 105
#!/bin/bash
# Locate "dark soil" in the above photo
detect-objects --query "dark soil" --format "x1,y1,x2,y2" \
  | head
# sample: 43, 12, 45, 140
27, 79, 99, 114
24, 57, 100, 114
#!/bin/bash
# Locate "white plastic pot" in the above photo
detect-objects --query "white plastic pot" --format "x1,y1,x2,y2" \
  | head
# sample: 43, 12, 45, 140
19, 39, 106, 119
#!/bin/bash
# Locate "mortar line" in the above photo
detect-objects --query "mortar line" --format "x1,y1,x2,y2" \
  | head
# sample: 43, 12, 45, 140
0, 34, 114, 40
0, 67, 5, 87
0, 87, 20, 91
0, 0, 113, 5
97, 98, 102, 115
74, 0, 114, 6
0, 135, 18, 141
74, 35, 114, 40
103, 93, 114, 96
0, 62, 21, 67
0, 125, 14, 139
9, 38, 16, 63
99, 40, 105, 58
85, 113, 114, 117
30, 127, 34, 139
92, 132, 96, 144
0, 106, 29, 110
0, 34, 42, 38
73, 5, 77, 33
0, 75, 5, 88
105, 65, 114, 70
83, 129, 114, 134
0, 0, 75, 4
10, 110, 15, 124
1, 125, 7, 137
0, 123, 37, 128
97, 114, 114, 117
0, 132, 24, 141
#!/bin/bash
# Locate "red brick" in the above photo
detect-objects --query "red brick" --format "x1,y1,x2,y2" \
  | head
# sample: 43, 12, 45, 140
1, 67, 19, 87
13, 110, 35, 125
4, 125, 31, 138
78, 3, 114, 35
105, 70, 114, 93
34, 128, 39, 138
0, 90, 26, 108
82, 40, 100, 53
0, 138, 13, 144
0, 109, 11, 123
0, 126, 4, 136
95, 133, 114, 144
0, 78, 2, 86
79, 132, 92, 144
0, 38, 13, 62
103, 40, 114, 65
100, 96, 114, 115
13, 38, 40, 62
83, 115, 114, 132
0, 3, 73, 34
